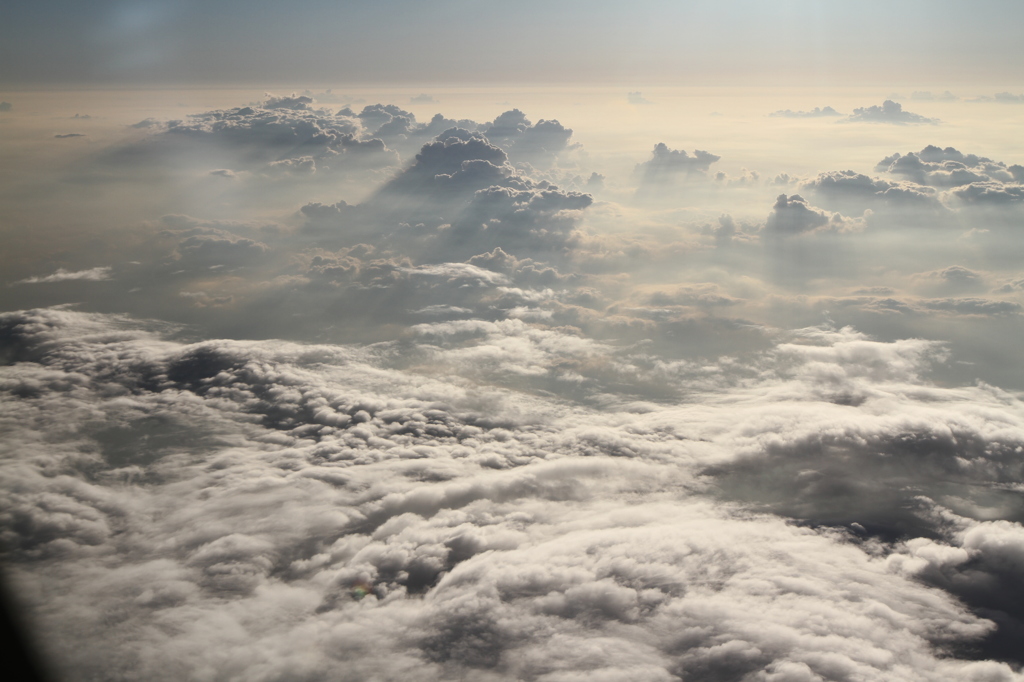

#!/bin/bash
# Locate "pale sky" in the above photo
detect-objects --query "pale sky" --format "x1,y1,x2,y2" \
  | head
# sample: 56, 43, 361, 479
2, 0, 1023, 86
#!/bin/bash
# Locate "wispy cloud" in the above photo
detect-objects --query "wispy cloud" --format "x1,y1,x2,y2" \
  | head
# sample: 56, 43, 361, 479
15, 267, 112, 284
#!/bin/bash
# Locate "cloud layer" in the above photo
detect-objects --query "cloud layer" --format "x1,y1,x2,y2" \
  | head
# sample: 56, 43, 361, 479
3, 90, 1024, 681
3, 306, 1024, 680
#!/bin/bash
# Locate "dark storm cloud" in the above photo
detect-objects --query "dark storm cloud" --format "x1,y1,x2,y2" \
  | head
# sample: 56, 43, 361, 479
3, 309, 1024, 680
768, 106, 841, 118
846, 101, 937, 125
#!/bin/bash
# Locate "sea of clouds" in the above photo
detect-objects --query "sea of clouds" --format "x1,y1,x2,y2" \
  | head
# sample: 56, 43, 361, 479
2, 92, 1024, 681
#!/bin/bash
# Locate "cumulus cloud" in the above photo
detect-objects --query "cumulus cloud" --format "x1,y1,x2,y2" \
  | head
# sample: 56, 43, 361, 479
108, 96, 401, 185
3, 310, 1024, 680
304, 130, 593, 262
875, 146, 1022, 187
802, 170, 947, 219
635, 143, 721, 190
846, 101, 937, 125
480, 109, 577, 169
762, 194, 854, 236
950, 182, 1024, 206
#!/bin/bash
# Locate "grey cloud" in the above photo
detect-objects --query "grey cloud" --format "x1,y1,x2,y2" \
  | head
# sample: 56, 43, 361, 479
830, 294, 1022, 319
0, 101, 11, 111
262, 93, 316, 111
305, 132, 593, 263
482, 110, 576, 169
920, 297, 1022, 316
54, 133, 85, 138
889, 505, 1024, 662
876, 146, 1020, 187
802, 170, 946, 217
950, 182, 1024, 206
912, 265, 986, 294
117, 98, 399, 179
996, 277, 1024, 294
357, 103, 418, 136
627, 92, 651, 105
763, 194, 846, 236
846, 101, 937, 125
768, 106, 841, 118
467, 247, 578, 288
635, 143, 721, 188
805, 170, 895, 206
969, 92, 1024, 103
168, 229, 270, 271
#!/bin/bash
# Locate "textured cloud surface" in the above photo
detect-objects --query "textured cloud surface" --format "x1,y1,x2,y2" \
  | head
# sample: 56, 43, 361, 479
2, 88, 1024, 680
3, 308, 1024, 681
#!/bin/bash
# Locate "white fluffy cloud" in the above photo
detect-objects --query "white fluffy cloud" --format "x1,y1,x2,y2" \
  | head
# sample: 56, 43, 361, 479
14, 267, 113, 284
3, 308, 1024, 680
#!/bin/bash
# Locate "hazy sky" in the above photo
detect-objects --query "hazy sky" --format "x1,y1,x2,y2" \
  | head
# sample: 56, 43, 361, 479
3, 0, 1024, 86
